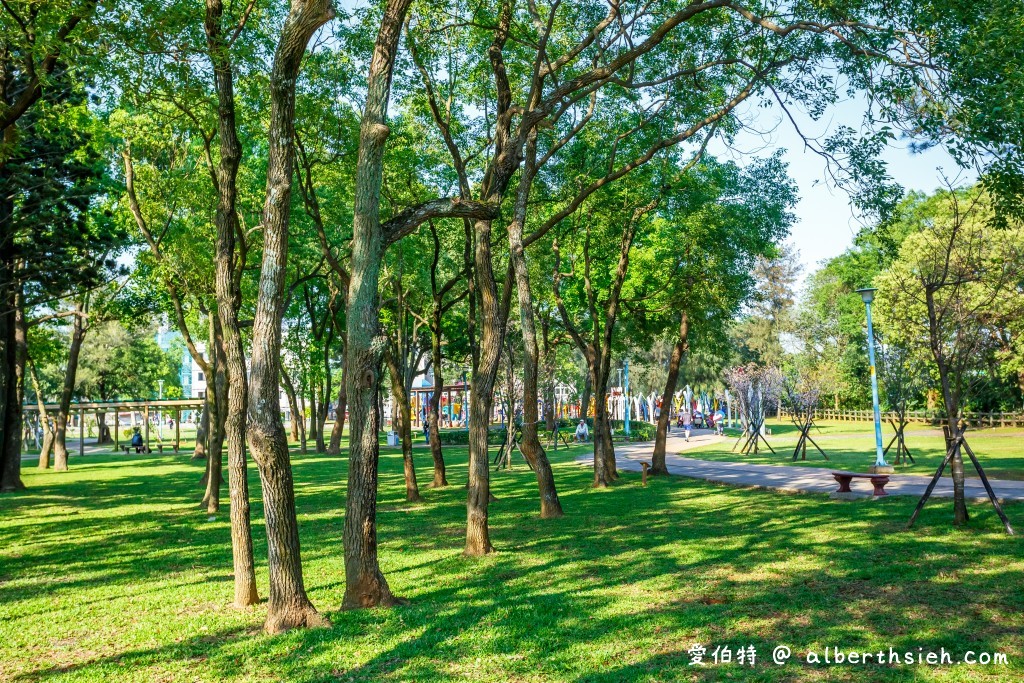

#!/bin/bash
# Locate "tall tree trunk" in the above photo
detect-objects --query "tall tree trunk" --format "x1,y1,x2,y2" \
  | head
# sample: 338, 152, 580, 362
925, 290, 968, 525
580, 373, 591, 421
651, 312, 688, 475
245, 0, 333, 633
308, 386, 319, 450
194, 397, 209, 460
327, 346, 347, 454
202, 317, 227, 513
53, 298, 86, 471
590, 357, 614, 488
386, 354, 422, 502
427, 326, 447, 487
28, 360, 53, 469
205, 0, 260, 607
281, 364, 303, 446
0, 286, 26, 492
507, 139, 562, 518
342, 0, 413, 610
466, 216, 503, 555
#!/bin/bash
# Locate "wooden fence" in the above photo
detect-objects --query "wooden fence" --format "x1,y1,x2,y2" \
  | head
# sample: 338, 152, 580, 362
779, 407, 1024, 429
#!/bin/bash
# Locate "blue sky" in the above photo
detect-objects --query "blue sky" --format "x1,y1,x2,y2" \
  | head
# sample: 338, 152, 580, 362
711, 95, 975, 290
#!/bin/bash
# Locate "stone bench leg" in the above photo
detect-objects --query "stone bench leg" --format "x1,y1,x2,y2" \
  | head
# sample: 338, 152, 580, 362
833, 475, 853, 493
870, 477, 889, 497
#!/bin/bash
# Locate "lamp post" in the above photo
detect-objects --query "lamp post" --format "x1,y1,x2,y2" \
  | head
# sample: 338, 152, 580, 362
623, 359, 631, 437
856, 287, 890, 471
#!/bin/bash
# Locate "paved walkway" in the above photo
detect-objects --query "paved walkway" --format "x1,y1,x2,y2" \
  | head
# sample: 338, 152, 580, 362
575, 430, 1024, 501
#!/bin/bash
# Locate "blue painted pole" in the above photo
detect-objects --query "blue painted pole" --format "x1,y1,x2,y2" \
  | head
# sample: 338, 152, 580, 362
624, 359, 631, 437
864, 299, 887, 467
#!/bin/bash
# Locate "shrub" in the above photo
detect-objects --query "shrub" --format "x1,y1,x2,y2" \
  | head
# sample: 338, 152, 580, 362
554, 418, 655, 442
436, 427, 508, 446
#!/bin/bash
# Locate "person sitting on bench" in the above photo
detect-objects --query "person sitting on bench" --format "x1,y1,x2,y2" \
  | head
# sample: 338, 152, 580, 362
575, 420, 589, 442
130, 429, 145, 453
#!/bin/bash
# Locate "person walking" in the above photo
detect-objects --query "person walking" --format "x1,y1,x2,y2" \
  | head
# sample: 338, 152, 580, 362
682, 408, 693, 442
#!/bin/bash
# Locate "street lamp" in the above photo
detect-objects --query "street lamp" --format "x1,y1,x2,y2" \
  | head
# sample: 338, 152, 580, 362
856, 287, 891, 471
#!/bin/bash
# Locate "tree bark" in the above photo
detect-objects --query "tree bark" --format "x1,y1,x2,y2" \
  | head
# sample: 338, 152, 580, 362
246, 0, 333, 633
342, 0, 413, 610
466, 216, 504, 554
27, 360, 53, 469
205, 0, 260, 608
281, 364, 303, 445
651, 312, 688, 475
0, 286, 26, 492
427, 324, 447, 486
53, 298, 86, 471
202, 317, 226, 514
507, 134, 562, 518
925, 288, 968, 525
327, 345, 347, 454
385, 351, 422, 502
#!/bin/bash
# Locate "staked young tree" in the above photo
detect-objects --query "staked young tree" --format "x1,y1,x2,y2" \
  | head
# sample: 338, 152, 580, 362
877, 187, 1024, 526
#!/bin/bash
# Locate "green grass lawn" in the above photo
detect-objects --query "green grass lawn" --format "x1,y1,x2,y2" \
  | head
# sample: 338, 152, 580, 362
2, 437, 1023, 682
692, 419, 1024, 480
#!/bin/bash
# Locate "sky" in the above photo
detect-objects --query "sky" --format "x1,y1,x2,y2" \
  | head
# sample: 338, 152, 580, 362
709, 95, 977, 291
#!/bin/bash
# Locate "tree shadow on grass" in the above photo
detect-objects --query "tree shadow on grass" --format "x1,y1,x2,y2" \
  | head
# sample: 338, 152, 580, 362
4, 445, 1024, 682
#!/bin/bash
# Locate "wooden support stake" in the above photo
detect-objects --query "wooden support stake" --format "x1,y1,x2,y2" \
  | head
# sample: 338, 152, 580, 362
174, 409, 180, 452
907, 437, 958, 529
144, 404, 150, 452
641, 461, 649, 487
960, 438, 1014, 535
79, 408, 84, 457
114, 414, 119, 452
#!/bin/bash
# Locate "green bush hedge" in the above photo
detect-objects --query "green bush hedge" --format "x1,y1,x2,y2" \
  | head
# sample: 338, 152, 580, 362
554, 418, 656, 442
435, 427, 508, 446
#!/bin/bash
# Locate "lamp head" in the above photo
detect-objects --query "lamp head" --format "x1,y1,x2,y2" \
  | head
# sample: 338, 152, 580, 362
855, 287, 877, 304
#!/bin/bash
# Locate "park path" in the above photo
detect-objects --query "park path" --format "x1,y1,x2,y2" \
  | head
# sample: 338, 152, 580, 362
575, 430, 1024, 502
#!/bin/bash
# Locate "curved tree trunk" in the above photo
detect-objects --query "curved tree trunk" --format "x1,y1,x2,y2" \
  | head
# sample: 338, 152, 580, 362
386, 354, 422, 502
466, 216, 503, 555
651, 312, 688, 475
53, 299, 86, 471
427, 329, 447, 487
342, 0, 414, 610
28, 360, 54, 470
507, 140, 562, 518
206, 0, 260, 607
246, 0, 333, 633
327, 347, 347, 454
202, 320, 227, 514
281, 364, 301, 444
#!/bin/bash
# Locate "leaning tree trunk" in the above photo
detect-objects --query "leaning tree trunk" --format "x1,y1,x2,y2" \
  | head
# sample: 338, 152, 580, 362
205, 0, 261, 607
508, 152, 563, 518
386, 355, 422, 503
341, 0, 415, 610
53, 299, 86, 471
427, 325, 447, 486
245, 0, 333, 633
202, 321, 227, 514
580, 373, 592, 422
281, 365, 301, 443
28, 360, 54, 469
466, 216, 505, 555
327, 346, 347, 454
651, 312, 688, 475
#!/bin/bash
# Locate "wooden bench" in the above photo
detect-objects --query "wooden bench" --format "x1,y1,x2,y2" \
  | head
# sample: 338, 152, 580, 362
832, 471, 890, 497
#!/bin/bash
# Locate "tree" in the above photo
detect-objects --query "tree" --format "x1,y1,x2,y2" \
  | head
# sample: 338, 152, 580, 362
877, 187, 1024, 527
731, 244, 800, 368
245, 0, 335, 633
